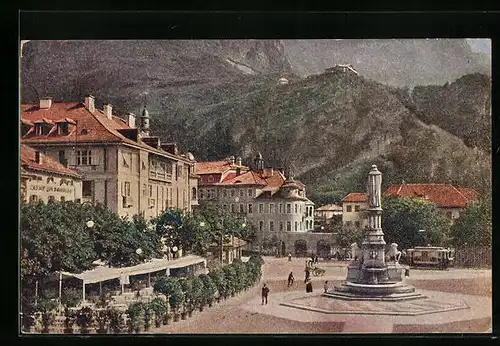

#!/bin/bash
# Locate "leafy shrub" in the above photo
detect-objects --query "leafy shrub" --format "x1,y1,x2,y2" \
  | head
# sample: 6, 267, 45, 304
126, 302, 146, 333
108, 308, 125, 334
149, 297, 168, 327
75, 306, 93, 334
198, 274, 217, 305
61, 287, 82, 308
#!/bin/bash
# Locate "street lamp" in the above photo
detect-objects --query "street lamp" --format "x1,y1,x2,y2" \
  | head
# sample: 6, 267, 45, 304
136, 248, 143, 255
86, 220, 95, 228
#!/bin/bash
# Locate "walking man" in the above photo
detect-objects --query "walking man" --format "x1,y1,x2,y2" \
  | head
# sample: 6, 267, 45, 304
288, 272, 295, 287
324, 281, 329, 293
261, 283, 270, 305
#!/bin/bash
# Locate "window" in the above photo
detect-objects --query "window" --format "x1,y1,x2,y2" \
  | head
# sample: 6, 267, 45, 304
29, 195, 38, 203
148, 184, 153, 198
295, 204, 298, 213
259, 221, 264, 232
346, 205, 352, 212
240, 189, 245, 197
355, 205, 360, 212
58, 150, 66, 165
60, 196, 66, 202
77, 150, 92, 165
280, 222, 284, 232
48, 196, 55, 203
192, 187, 197, 200
259, 204, 264, 213
279, 204, 283, 214
247, 189, 253, 197
123, 182, 131, 197
286, 204, 291, 214
295, 222, 298, 231
176, 165, 183, 180
230, 190, 235, 197
270, 221, 275, 232
239, 204, 244, 213
199, 189, 204, 199
82, 181, 93, 197
231, 204, 236, 213
286, 221, 291, 232
248, 204, 253, 213
355, 221, 360, 228
270, 203, 275, 214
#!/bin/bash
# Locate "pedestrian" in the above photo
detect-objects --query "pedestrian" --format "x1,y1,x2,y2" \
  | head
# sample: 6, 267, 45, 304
324, 281, 329, 293
304, 267, 311, 283
306, 278, 313, 293
288, 253, 292, 262
288, 272, 295, 287
261, 283, 270, 305
315, 255, 319, 264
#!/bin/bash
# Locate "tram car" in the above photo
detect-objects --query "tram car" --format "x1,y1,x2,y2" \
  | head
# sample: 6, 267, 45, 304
406, 246, 455, 269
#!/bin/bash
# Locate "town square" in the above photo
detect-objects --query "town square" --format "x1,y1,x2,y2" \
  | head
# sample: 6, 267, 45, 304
19, 34, 491, 335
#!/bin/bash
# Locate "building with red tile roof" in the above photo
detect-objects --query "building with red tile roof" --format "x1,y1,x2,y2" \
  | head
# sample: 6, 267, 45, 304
341, 192, 369, 229
383, 183, 480, 221
21, 96, 198, 220
196, 153, 315, 249
20, 144, 82, 203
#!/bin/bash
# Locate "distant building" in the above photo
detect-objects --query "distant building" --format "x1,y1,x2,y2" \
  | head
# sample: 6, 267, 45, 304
21, 96, 198, 220
21, 144, 82, 204
207, 236, 247, 266
315, 203, 343, 222
325, 64, 359, 75
195, 153, 315, 249
341, 193, 369, 229
277, 77, 289, 85
383, 183, 480, 222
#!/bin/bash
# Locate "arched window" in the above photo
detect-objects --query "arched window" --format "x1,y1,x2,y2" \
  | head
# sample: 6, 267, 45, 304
192, 187, 197, 200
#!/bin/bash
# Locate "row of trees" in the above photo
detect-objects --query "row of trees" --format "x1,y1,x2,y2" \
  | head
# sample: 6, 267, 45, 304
21, 201, 256, 282
22, 256, 264, 333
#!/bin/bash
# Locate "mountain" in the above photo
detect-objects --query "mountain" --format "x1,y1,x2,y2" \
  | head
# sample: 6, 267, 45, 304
20, 40, 491, 203
283, 39, 491, 87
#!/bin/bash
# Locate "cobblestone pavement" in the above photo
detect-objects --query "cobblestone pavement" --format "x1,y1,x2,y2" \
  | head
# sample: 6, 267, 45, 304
152, 257, 491, 334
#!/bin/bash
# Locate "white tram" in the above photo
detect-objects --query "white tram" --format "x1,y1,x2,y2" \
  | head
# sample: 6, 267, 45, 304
406, 246, 455, 269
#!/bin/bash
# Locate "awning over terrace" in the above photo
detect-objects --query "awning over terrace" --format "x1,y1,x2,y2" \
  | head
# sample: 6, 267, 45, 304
60, 255, 207, 284
58, 255, 207, 302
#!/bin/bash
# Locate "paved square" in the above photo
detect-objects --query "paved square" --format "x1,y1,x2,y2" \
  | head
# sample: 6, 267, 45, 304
281, 295, 470, 316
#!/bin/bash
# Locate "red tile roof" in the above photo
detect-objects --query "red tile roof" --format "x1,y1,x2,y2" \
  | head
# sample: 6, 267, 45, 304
195, 160, 248, 175
21, 101, 194, 164
342, 193, 368, 203
383, 184, 479, 208
456, 187, 480, 201
20, 144, 82, 178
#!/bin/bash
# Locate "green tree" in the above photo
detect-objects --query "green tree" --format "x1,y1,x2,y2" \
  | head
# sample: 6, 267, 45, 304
335, 224, 364, 249
450, 194, 491, 247
381, 197, 451, 249
198, 274, 217, 306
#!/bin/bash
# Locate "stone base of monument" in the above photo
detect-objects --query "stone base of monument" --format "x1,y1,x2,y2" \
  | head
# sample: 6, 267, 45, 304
325, 281, 425, 301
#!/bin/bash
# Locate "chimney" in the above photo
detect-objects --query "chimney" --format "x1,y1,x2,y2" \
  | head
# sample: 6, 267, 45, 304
236, 167, 241, 176
34, 151, 41, 164
127, 113, 136, 128
229, 156, 235, 165
104, 104, 113, 120
236, 157, 242, 166
270, 167, 274, 176
84, 95, 95, 112
39, 97, 52, 109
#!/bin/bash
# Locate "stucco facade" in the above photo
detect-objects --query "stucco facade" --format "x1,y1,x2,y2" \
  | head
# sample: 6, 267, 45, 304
21, 97, 198, 220
341, 193, 369, 229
